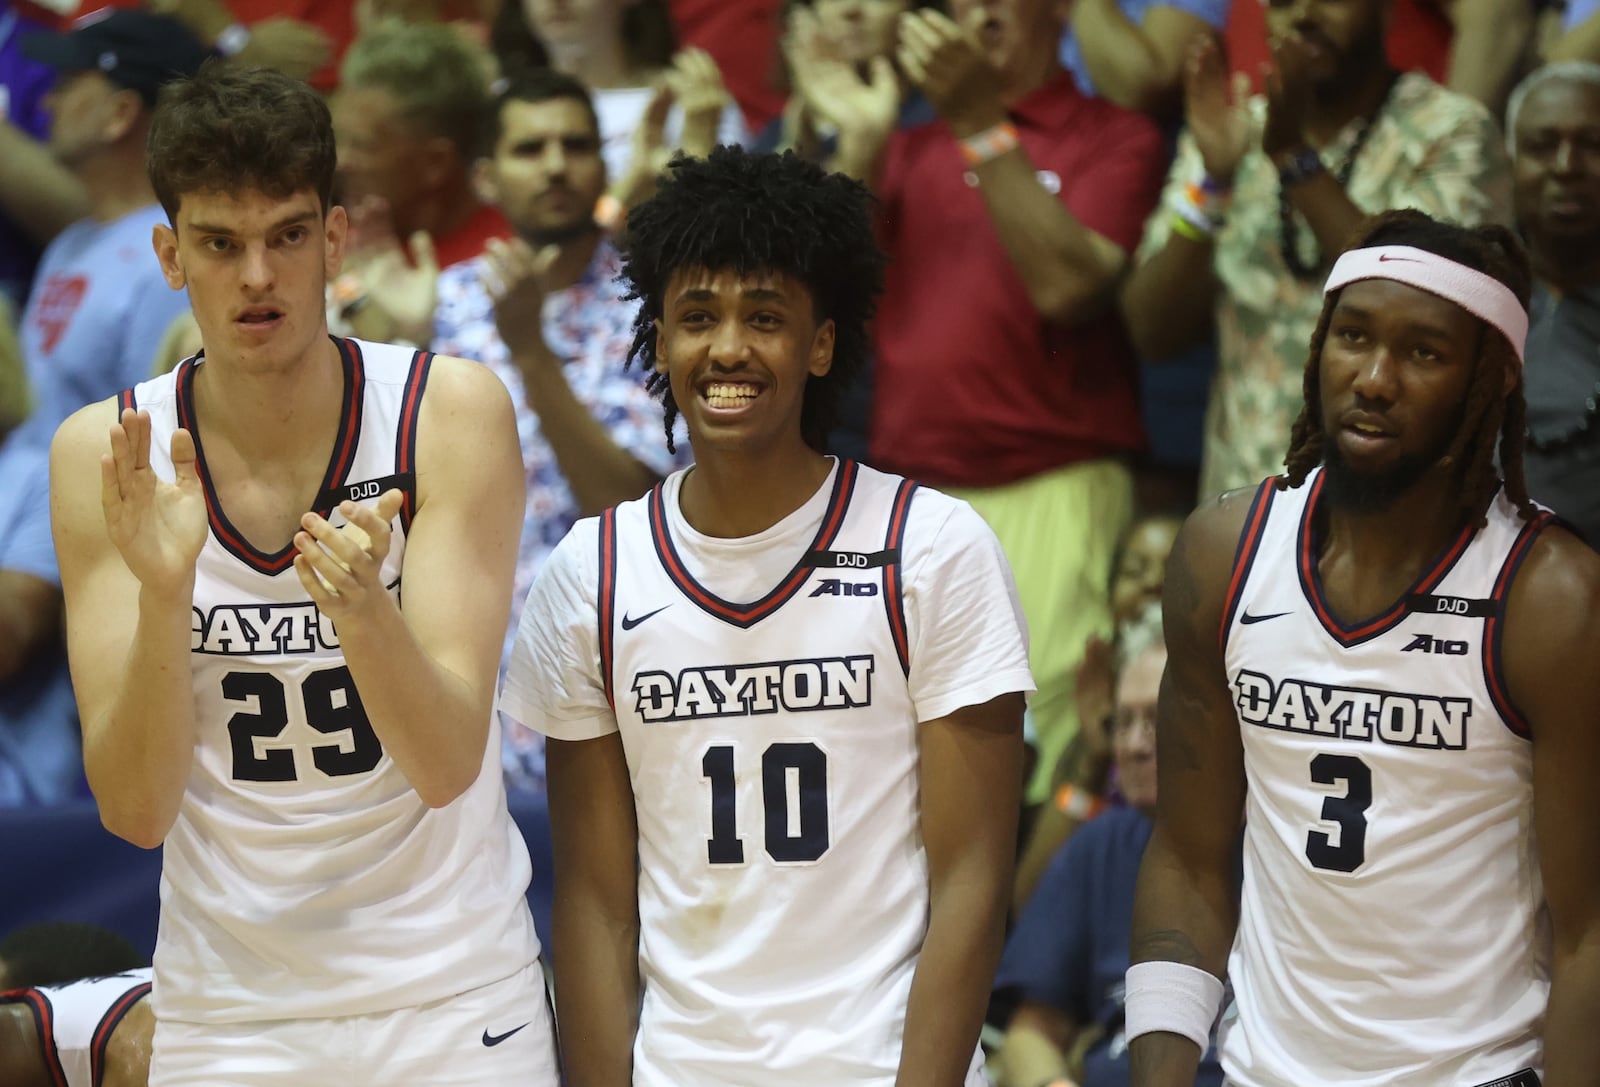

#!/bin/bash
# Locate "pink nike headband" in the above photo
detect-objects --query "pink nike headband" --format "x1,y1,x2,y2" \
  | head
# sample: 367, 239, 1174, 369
1323, 245, 1528, 365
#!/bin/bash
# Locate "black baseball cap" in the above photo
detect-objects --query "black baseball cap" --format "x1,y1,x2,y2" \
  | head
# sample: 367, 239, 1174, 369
20, 9, 214, 107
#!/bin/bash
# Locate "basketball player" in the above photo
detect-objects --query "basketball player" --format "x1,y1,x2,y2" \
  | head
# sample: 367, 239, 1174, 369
1, 969, 153, 1087
48, 66, 558, 1086
499, 146, 1035, 1086
1125, 209, 1600, 1086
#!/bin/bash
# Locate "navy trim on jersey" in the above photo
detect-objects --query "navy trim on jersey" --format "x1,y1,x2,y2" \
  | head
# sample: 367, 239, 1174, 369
395, 348, 432, 534
648, 459, 859, 629
1296, 471, 1478, 648
881, 479, 918, 677
1482, 512, 1553, 740
115, 387, 136, 414
183, 338, 367, 575
1219, 478, 1278, 654
89, 980, 151, 1087
597, 507, 618, 709
0, 988, 68, 1087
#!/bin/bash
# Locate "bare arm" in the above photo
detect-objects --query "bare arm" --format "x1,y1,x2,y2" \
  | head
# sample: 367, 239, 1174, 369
299, 356, 524, 807
896, 691, 1026, 1087
546, 733, 641, 1087
1073, 0, 1216, 118
0, 572, 59, 683
50, 402, 206, 848
996, 1001, 1079, 1087
1503, 527, 1600, 1086
1119, 228, 1221, 361
0, 124, 89, 248
100, 997, 153, 1087
1128, 495, 1250, 1087
0, 1003, 55, 1087
1444, 0, 1535, 113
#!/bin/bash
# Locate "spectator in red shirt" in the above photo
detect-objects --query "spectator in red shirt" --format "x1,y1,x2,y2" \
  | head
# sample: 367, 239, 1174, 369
814, 0, 1169, 805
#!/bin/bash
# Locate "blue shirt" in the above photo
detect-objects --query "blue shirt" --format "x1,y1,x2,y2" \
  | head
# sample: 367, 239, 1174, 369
0, 439, 84, 806
13, 204, 191, 448
0, 3, 60, 309
995, 808, 1226, 1087
1059, 0, 1232, 99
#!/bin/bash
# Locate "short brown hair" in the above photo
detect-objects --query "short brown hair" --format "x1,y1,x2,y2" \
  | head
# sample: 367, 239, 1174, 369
340, 21, 491, 160
147, 62, 337, 222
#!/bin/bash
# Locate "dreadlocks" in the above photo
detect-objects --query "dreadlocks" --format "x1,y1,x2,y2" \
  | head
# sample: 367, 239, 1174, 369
1280, 208, 1536, 525
617, 146, 887, 453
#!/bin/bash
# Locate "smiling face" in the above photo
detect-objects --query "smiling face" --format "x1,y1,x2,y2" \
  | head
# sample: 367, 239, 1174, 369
653, 267, 835, 459
153, 187, 345, 373
1316, 277, 1483, 512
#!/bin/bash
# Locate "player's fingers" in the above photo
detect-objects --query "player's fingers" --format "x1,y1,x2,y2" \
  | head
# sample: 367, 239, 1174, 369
298, 512, 366, 574
375, 487, 405, 526
100, 452, 123, 511
108, 416, 137, 492
293, 551, 344, 606
339, 496, 395, 562
170, 427, 201, 490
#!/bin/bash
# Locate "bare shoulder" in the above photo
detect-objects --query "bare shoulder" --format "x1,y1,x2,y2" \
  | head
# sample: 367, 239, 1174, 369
100, 996, 152, 1087
49, 397, 121, 540
1164, 482, 1266, 632
1504, 521, 1600, 665
421, 353, 515, 419
49, 396, 120, 475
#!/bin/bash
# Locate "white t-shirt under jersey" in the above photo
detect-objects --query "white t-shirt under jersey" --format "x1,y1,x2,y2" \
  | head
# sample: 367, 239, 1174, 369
501, 459, 1033, 1086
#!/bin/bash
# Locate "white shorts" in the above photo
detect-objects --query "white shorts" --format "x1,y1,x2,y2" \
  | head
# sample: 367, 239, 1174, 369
149, 961, 560, 1086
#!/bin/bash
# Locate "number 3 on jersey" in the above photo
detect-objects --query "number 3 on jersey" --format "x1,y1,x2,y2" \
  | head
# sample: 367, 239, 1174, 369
1305, 753, 1372, 873
225, 666, 383, 782
702, 742, 830, 865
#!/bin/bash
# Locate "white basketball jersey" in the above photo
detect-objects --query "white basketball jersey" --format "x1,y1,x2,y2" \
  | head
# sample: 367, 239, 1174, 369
1218, 468, 1552, 1087
600, 461, 987, 1087
125, 338, 538, 1024
1, 969, 152, 1087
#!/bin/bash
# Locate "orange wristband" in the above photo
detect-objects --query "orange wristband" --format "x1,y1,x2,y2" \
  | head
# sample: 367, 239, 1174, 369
1054, 782, 1107, 822
958, 121, 1019, 167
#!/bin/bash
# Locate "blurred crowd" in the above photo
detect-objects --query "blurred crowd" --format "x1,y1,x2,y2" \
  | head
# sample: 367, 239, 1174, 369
2, 0, 1599, 1081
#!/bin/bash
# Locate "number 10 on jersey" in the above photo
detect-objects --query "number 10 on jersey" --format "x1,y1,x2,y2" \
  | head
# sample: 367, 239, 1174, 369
701, 742, 831, 865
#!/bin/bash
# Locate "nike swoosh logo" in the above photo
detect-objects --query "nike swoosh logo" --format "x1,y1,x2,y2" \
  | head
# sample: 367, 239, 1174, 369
1376, 254, 1421, 263
1239, 610, 1291, 624
482, 1023, 530, 1047
621, 605, 670, 631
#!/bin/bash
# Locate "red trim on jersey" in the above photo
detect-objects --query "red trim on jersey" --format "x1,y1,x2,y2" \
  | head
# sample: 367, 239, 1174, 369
1296, 470, 1477, 648
89, 981, 152, 1087
0, 989, 68, 1087
395, 349, 433, 534
1482, 512, 1552, 740
184, 338, 367, 575
598, 508, 618, 709
116, 387, 136, 415
1218, 478, 1279, 654
882, 477, 918, 677
648, 460, 859, 629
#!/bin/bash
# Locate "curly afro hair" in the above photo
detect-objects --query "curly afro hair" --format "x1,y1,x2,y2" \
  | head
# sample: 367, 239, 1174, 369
618, 146, 887, 453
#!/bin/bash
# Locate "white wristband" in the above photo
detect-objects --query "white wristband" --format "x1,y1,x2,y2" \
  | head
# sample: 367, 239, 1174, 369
216, 23, 253, 57
1124, 960, 1225, 1052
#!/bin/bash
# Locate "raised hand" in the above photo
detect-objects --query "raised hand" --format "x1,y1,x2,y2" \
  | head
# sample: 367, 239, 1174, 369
342, 196, 440, 345
101, 409, 207, 594
789, 4, 900, 141
482, 236, 561, 364
1183, 35, 1254, 185
611, 82, 676, 211
294, 489, 406, 622
232, 17, 333, 83
896, 8, 1005, 139
665, 47, 729, 159
1261, 35, 1316, 159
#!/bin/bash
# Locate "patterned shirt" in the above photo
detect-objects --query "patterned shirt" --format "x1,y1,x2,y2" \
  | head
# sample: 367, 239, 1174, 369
432, 237, 689, 792
1138, 73, 1513, 500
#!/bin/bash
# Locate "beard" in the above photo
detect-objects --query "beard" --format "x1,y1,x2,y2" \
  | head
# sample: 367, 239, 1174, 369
1319, 417, 1464, 514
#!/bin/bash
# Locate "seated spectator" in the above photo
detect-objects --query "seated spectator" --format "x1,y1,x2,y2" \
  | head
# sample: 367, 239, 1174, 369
331, 19, 509, 344
817, 0, 1169, 805
9, 10, 205, 449
1508, 61, 1600, 544
1013, 510, 1184, 910
496, 0, 746, 185
992, 605, 1225, 1087
0, 0, 88, 312
432, 70, 688, 793
0, 442, 81, 808
1120, 10, 1512, 504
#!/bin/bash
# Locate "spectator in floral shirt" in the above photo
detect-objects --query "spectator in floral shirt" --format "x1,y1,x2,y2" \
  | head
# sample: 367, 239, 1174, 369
433, 69, 688, 794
